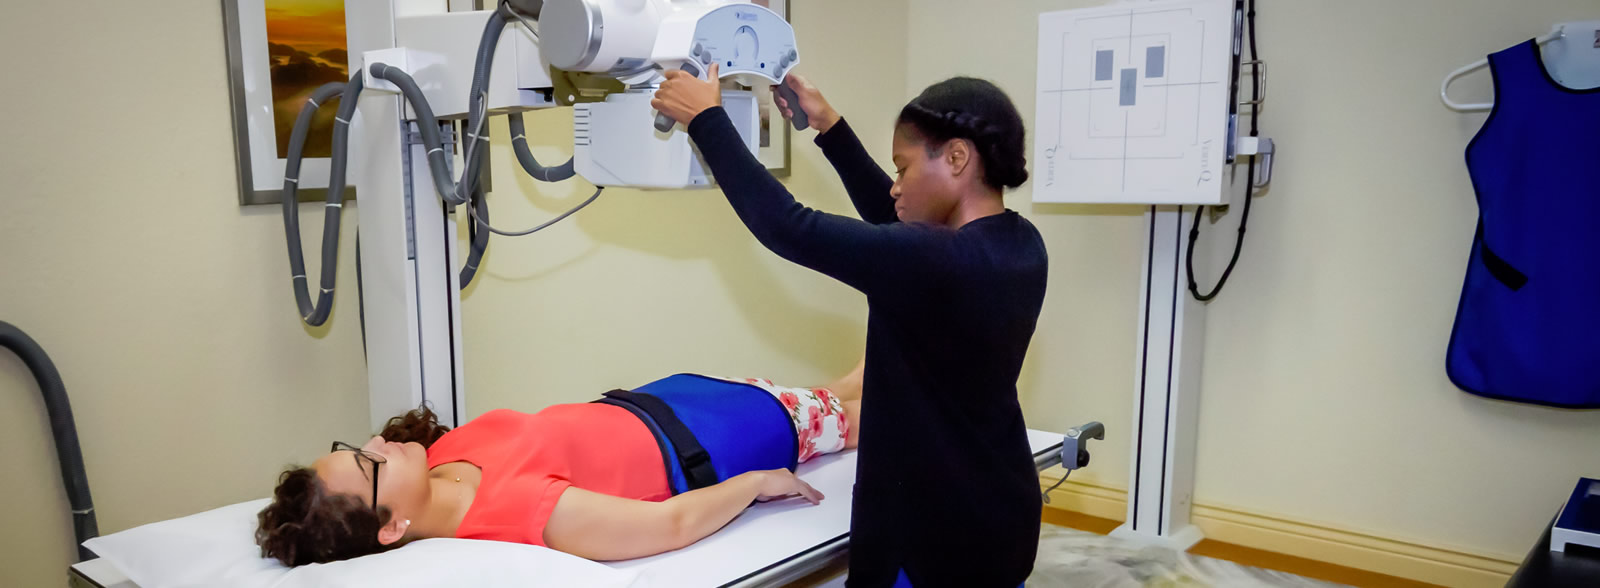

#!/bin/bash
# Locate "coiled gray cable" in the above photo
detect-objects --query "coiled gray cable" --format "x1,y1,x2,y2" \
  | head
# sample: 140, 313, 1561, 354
283, 1, 590, 312
508, 111, 576, 182
467, 185, 603, 237
460, 184, 491, 288
460, 95, 596, 239
455, 6, 510, 203
371, 62, 467, 207
282, 74, 363, 326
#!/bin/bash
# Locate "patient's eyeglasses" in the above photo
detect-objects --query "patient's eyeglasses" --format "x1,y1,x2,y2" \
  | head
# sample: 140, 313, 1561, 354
331, 441, 386, 511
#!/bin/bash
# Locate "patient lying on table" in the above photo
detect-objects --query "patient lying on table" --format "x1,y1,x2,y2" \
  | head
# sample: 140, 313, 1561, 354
255, 366, 865, 567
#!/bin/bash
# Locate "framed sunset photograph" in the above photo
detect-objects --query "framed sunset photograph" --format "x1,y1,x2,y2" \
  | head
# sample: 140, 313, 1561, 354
222, 0, 357, 205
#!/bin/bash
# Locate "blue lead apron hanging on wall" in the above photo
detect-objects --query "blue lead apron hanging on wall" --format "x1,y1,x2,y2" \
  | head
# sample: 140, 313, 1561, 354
1447, 39, 1600, 408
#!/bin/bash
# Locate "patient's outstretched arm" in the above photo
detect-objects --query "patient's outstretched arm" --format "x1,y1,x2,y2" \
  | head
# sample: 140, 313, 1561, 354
544, 469, 823, 561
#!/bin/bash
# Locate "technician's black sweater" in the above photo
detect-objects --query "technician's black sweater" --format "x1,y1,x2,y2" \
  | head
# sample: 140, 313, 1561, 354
688, 108, 1048, 588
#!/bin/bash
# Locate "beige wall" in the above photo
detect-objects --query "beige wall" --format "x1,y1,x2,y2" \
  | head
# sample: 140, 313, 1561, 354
1193, 0, 1600, 560
0, 0, 905, 586
460, 0, 909, 413
9, 0, 1596, 586
0, 2, 372, 586
908, 0, 1600, 562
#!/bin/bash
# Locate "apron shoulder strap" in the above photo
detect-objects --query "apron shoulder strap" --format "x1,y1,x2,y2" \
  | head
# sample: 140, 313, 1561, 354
601, 389, 719, 491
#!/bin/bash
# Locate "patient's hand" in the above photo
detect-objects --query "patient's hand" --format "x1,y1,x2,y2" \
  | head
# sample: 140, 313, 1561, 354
754, 469, 824, 505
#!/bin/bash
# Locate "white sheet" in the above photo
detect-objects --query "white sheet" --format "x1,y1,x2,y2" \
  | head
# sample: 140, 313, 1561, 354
79, 499, 645, 588
608, 429, 1064, 587
72, 430, 1063, 588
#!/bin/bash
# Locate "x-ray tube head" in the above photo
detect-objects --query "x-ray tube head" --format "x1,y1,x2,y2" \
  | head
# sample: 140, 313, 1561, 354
541, 0, 705, 73
543, 0, 802, 190
541, 0, 608, 71
540, 0, 796, 80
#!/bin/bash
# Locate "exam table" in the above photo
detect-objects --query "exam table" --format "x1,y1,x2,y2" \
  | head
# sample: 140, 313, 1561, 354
68, 430, 1066, 588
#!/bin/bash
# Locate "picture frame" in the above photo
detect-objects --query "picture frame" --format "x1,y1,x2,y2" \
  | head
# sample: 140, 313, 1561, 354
753, 0, 792, 178
222, 0, 357, 206
222, 0, 791, 203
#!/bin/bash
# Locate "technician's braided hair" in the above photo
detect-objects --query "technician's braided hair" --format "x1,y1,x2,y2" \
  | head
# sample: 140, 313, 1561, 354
256, 404, 452, 566
896, 77, 1029, 191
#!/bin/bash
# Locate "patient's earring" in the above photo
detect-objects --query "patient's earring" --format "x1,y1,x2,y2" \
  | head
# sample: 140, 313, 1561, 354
404, 519, 411, 527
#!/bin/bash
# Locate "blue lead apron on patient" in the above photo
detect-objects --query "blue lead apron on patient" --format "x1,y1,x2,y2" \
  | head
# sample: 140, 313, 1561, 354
598, 374, 798, 494
1447, 40, 1600, 408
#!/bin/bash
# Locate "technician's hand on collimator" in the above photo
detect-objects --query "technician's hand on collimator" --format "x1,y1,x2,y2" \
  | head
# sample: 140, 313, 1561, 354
652, 62, 723, 126
772, 73, 841, 134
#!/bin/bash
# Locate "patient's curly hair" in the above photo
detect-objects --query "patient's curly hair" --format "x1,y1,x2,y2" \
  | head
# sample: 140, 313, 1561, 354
255, 405, 452, 566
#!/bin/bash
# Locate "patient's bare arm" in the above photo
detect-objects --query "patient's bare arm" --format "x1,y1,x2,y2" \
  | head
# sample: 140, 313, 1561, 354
543, 469, 823, 561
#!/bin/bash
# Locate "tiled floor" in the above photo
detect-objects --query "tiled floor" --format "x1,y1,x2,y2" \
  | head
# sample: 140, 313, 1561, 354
801, 523, 1346, 587
1027, 524, 1347, 587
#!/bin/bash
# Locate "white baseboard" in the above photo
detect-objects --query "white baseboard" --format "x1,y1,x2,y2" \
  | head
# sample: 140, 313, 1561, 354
1039, 474, 1521, 588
